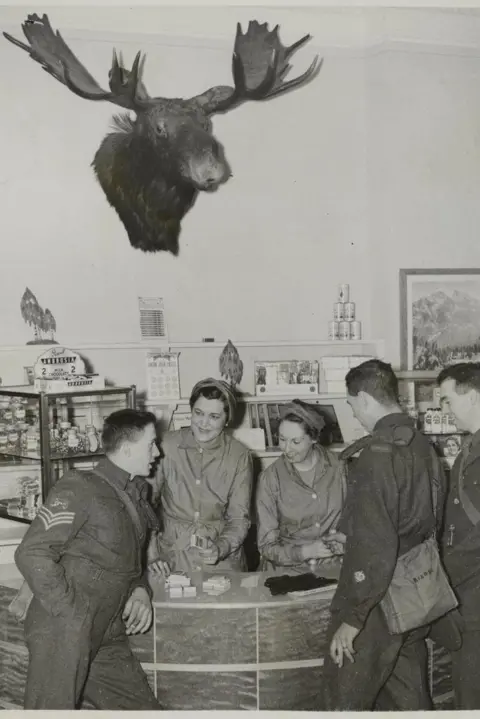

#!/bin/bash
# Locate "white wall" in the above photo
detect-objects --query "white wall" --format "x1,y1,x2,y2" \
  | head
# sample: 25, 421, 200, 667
367, 46, 480, 364
1, 7, 479, 376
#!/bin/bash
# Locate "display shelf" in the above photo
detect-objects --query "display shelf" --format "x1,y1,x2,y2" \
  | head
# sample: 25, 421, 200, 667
0, 506, 32, 525
0, 449, 106, 462
0, 385, 136, 525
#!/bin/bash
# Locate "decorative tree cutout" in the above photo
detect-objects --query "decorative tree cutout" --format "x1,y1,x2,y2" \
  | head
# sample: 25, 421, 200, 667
219, 339, 244, 388
20, 288, 58, 345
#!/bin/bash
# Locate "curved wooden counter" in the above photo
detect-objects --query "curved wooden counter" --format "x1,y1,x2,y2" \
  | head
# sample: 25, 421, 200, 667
0, 567, 455, 711
138, 569, 338, 711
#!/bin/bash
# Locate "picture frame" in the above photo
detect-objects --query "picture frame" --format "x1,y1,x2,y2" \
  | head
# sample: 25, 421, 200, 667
254, 360, 319, 396
400, 268, 480, 370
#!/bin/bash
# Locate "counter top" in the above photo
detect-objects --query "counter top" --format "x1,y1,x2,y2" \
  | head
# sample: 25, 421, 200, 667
149, 567, 340, 609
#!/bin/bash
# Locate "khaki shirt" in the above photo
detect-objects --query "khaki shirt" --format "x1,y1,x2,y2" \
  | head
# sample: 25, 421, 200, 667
153, 428, 253, 574
256, 446, 346, 575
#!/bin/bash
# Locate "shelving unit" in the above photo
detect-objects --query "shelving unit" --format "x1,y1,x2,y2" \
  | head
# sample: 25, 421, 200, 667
0, 385, 136, 524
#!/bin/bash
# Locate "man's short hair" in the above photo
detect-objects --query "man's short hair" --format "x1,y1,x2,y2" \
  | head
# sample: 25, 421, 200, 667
101, 409, 157, 454
437, 362, 480, 394
345, 358, 399, 405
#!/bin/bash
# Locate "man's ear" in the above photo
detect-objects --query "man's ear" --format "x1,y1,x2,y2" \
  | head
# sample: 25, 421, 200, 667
357, 390, 369, 409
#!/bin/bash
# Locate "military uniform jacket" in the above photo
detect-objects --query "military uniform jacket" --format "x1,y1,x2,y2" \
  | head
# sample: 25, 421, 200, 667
331, 413, 446, 631
15, 457, 157, 617
442, 429, 480, 628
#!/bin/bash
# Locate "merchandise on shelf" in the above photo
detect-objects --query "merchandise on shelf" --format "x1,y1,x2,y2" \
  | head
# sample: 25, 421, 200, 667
328, 284, 362, 340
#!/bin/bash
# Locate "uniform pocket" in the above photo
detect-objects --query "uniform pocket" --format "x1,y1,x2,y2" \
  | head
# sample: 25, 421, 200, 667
91, 497, 128, 550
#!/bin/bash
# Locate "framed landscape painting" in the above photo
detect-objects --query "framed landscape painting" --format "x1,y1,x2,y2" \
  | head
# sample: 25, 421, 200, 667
400, 268, 480, 370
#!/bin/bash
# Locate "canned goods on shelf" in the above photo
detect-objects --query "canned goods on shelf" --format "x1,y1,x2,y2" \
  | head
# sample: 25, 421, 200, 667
350, 320, 362, 340
338, 284, 350, 303
333, 303, 345, 321
344, 302, 356, 321
339, 321, 351, 340
328, 321, 339, 340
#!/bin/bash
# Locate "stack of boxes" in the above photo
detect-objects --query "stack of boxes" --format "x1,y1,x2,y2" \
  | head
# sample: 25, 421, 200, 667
329, 284, 362, 341
165, 574, 197, 598
321, 356, 375, 395
202, 576, 232, 596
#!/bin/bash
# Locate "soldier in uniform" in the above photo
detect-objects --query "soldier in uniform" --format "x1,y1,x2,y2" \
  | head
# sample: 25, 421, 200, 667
14, 409, 162, 710
323, 359, 446, 710
437, 362, 480, 709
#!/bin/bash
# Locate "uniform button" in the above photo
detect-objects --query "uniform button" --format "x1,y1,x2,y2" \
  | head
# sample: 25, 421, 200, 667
198, 448, 203, 454
195, 479, 201, 485
454, 498, 460, 504
312, 493, 317, 499
315, 522, 320, 528
194, 511, 200, 519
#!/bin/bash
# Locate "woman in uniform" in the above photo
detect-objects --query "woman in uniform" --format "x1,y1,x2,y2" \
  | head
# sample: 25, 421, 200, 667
149, 378, 253, 575
256, 399, 346, 574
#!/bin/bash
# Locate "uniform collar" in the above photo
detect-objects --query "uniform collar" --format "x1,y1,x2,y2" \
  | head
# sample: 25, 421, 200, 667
178, 426, 225, 452
373, 412, 413, 433
95, 456, 132, 491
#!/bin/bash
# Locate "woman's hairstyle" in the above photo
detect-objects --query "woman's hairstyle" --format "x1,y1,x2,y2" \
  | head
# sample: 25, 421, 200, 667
189, 377, 237, 424
101, 409, 157, 454
280, 399, 325, 443
281, 412, 321, 442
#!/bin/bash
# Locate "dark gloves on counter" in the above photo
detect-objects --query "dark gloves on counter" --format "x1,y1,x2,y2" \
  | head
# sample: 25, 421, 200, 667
264, 573, 337, 596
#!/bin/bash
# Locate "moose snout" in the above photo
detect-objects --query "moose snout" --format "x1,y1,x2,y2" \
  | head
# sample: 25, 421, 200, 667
187, 152, 230, 192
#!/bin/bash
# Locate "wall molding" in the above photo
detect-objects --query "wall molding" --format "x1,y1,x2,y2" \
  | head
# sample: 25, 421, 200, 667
3, 8, 480, 59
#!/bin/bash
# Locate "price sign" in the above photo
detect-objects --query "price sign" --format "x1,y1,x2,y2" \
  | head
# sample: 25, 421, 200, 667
34, 347, 86, 380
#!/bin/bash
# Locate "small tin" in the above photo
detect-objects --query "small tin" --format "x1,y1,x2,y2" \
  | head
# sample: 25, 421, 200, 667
441, 413, 449, 434
339, 321, 351, 340
423, 408, 433, 433
350, 320, 362, 340
328, 321, 340, 340
344, 302, 356, 321
338, 284, 350, 303
333, 303, 345, 321
431, 408, 442, 433
447, 414, 457, 433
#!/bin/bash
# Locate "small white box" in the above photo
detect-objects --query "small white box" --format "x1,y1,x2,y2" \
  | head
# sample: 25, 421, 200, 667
321, 356, 350, 369
323, 369, 348, 382
183, 586, 197, 597
326, 381, 347, 395
168, 587, 183, 598
166, 573, 191, 586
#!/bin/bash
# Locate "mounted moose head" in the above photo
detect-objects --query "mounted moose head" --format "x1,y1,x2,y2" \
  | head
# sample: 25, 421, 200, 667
4, 14, 321, 255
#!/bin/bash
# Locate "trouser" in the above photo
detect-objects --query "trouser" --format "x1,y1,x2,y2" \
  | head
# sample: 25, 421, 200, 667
323, 605, 432, 711
451, 629, 480, 709
23, 557, 161, 710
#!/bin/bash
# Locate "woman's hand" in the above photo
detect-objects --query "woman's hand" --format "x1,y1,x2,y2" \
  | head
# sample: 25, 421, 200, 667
300, 539, 335, 561
148, 559, 171, 579
198, 539, 220, 565
324, 531, 347, 556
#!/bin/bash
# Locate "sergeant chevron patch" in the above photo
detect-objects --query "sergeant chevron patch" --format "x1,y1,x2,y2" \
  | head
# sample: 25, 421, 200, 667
37, 506, 75, 531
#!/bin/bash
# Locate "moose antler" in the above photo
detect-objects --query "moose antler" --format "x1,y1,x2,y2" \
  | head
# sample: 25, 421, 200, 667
192, 20, 322, 114
3, 13, 151, 110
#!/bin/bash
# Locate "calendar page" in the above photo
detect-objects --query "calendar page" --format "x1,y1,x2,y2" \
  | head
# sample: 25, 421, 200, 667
146, 352, 181, 401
